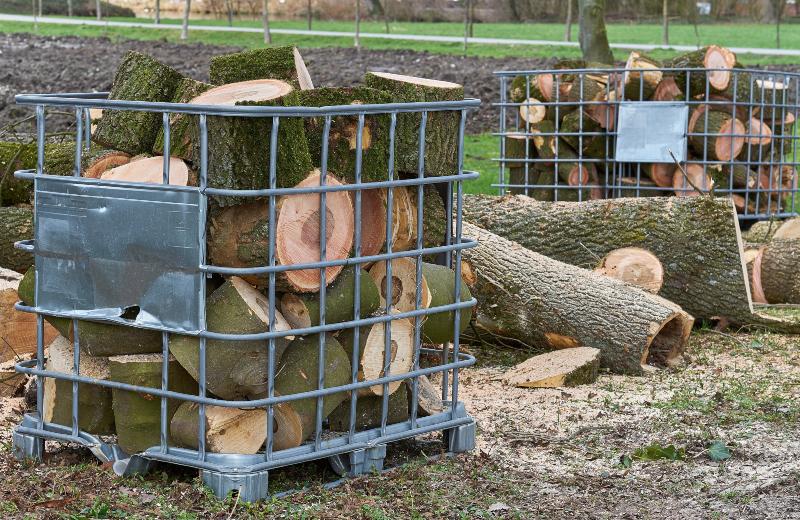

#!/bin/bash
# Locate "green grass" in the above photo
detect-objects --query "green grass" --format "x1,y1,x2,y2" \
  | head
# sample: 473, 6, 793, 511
463, 133, 498, 195
3, 17, 800, 64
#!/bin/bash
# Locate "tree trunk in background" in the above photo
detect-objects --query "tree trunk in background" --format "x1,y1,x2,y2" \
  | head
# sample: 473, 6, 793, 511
355, 0, 361, 51
181, 0, 190, 40
67, 0, 73, 17
564, 0, 573, 42
154, 0, 160, 23
383, 0, 390, 33
662, 0, 669, 45
225, 0, 233, 26
463, 0, 470, 56
307, 0, 312, 29
578, 0, 614, 64
37, 0, 42, 17
263, 0, 271, 44
775, 0, 786, 48
468, 0, 475, 37
95, 0, 101, 20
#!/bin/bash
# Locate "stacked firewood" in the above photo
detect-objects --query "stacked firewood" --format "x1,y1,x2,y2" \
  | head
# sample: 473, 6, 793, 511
742, 217, 800, 305
505, 46, 798, 213
4, 48, 473, 455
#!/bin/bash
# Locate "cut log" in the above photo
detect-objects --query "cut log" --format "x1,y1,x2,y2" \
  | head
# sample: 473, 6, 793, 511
169, 277, 293, 400
170, 403, 266, 454
410, 374, 443, 416
363, 72, 463, 177
461, 195, 753, 324
338, 318, 415, 396
92, 51, 183, 155
109, 353, 198, 454
353, 187, 388, 259
461, 222, 693, 375
189, 79, 312, 201
743, 219, 785, 244
269, 334, 351, 448
82, 150, 132, 179
0, 268, 59, 363
642, 163, 675, 188
761, 238, 800, 304
1, 141, 77, 205
43, 335, 115, 434
618, 52, 662, 101
666, 46, 737, 96
209, 46, 314, 90
530, 120, 557, 163
773, 218, 800, 240
652, 76, 684, 101
420, 263, 473, 344
743, 247, 767, 304
328, 388, 409, 431
594, 247, 664, 293
559, 109, 607, 159
297, 87, 392, 183
389, 185, 448, 253
152, 77, 212, 160
207, 170, 354, 293
368, 257, 432, 313
0, 207, 33, 274
519, 97, 547, 126
508, 73, 571, 104
503, 347, 601, 388
16, 267, 162, 357
688, 106, 745, 161
280, 266, 381, 329
100, 155, 191, 186
673, 163, 713, 196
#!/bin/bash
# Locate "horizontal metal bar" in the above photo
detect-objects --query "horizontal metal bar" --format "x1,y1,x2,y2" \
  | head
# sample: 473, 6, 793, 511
14, 240, 35, 252
493, 67, 800, 76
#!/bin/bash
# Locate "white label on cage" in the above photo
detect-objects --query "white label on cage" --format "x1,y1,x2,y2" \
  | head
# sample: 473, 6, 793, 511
615, 102, 688, 163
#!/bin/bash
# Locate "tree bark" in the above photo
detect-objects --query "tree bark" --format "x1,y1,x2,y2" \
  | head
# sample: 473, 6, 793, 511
503, 347, 600, 388
0, 268, 59, 363
0, 207, 34, 274
95, 0, 101, 20
170, 402, 267, 454
578, 0, 614, 64
760, 238, 800, 304
152, 78, 212, 160
181, 0, 191, 40
209, 47, 314, 89
461, 222, 694, 375
564, 0, 573, 42
328, 387, 408, 431
420, 263, 473, 344
666, 46, 737, 97
462, 195, 754, 324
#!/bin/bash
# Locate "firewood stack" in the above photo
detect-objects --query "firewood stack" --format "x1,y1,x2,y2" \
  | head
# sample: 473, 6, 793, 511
6, 48, 475, 455
506, 46, 798, 214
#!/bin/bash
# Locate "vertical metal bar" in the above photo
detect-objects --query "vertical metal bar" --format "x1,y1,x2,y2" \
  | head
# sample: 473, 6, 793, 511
498, 75, 508, 195
71, 319, 79, 437
73, 107, 82, 176
83, 108, 91, 150
577, 73, 585, 201
450, 108, 468, 420
197, 114, 209, 462
34, 104, 45, 431
160, 331, 169, 453
162, 112, 171, 184
266, 115, 280, 461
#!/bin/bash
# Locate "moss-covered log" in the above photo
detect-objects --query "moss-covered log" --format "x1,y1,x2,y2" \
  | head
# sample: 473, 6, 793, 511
363, 72, 463, 177
618, 52, 662, 101
688, 106, 745, 161
0, 207, 33, 273
328, 388, 409, 431
761, 239, 800, 304
462, 195, 752, 324
17, 267, 162, 356
280, 266, 380, 329
0, 142, 78, 205
503, 347, 601, 388
152, 78, 212, 160
209, 46, 314, 90
43, 335, 115, 434
665, 46, 737, 96
461, 222, 693, 375
170, 402, 267, 454
420, 263, 473, 344
109, 353, 198, 454
169, 277, 293, 400
297, 87, 392, 183
502, 133, 535, 195
92, 51, 183, 155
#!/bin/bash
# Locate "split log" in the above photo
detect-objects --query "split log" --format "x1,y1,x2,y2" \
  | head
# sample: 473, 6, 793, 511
461, 222, 693, 375
207, 170, 354, 293
151, 77, 212, 160
509, 73, 572, 104
188, 79, 313, 200
297, 87, 392, 183
269, 334, 351, 448
92, 51, 183, 155
461, 195, 752, 323
0, 141, 76, 205
503, 347, 601, 388
761, 239, 800, 304
652, 76, 684, 101
420, 263, 473, 344
109, 353, 198, 454
0, 268, 58, 363
743, 247, 767, 304
529, 120, 557, 163
368, 257, 431, 313
100, 155, 191, 186
666, 46, 737, 96
209, 46, 314, 90
0, 207, 33, 273
43, 335, 115, 434
688, 105, 745, 161
280, 266, 381, 329
328, 388, 409, 431
170, 403, 267, 454
410, 374, 443, 416
673, 163, 713, 196
17, 267, 162, 357
389, 185, 448, 253
618, 52, 662, 101
594, 247, 664, 293
169, 277, 294, 401
518, 97, 547, 126
364, 72, 463, 177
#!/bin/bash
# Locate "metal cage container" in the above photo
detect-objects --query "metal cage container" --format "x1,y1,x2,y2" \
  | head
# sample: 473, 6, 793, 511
11, 92, 479, 502
495, 66, 799, 220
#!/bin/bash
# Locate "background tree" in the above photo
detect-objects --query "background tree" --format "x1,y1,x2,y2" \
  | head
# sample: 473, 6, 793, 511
181, 0, 190, 40
154, 0, 160, 23
565, 0, 574, 42
355, 0, 361, 51
307, 0, 312, 30
773, 0, 787, 48
662, 0, 669, 45
95, 0, 101, 19
262, 0, 271, 44
579, 0, 614, 64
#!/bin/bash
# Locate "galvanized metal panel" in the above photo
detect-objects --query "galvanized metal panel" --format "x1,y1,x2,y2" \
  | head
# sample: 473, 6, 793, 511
615, 102, 689, 163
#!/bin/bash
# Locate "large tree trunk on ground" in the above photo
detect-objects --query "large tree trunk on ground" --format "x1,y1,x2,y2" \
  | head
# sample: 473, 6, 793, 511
578, 0, 614, 65
209, 47, 314, 89
1, 268, 58, 363
169, 277, 294, 401
43, 335, 115, 434
462, 195, 750, 324
0, 207, 33, 274
92, 51, 183, 155
328, 387, 409, 431
760, 239, 800, 304
461, 222, 694, 375
170, 402, 267, 454
109, 353, 198, 454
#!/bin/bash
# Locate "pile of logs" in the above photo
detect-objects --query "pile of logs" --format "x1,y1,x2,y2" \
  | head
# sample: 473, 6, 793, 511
506, 46, 798, 214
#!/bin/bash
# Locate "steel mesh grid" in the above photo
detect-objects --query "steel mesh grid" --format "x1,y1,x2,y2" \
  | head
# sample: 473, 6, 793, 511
494, 67, 800, 220
10, 92, 479, 480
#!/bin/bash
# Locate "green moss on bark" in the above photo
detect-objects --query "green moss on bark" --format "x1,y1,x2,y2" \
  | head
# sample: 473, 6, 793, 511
209, 46, 310, 88
152, 78, 212, 160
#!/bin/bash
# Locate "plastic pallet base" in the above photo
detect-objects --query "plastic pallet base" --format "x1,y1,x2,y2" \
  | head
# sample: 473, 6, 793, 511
12, 430, 44, 462
445, 420, 476, 454
202, 470, 271, 502
329, 445, 387, 477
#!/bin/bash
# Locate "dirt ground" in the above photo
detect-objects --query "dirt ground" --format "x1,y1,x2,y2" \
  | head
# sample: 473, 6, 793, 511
1, 330, 799, 519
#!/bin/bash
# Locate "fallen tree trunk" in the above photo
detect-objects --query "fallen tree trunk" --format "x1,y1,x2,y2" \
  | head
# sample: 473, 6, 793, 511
0, 207, 34, 273
1, 268, 58, 362
209, 46, 314, 89
461, 222, 694, 375
462, 195, 751, 324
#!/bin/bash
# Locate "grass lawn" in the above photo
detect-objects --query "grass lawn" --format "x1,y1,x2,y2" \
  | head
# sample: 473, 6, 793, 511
2, 17, 800, 64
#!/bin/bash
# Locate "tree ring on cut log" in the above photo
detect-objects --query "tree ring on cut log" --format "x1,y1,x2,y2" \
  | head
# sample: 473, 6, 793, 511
646, 163, 676, 188
688, 105, 746, 161
746, 118, 773, 146
101, 156, 190, 186
189, 79, 294, 106
358, 317, 414, 396
276, 170, 354, 292
774, 219, 800, 240
567, 164, 603, 199
705, 45, 737, 91
353, 188, 386, 259
652, 77, 683, 101
673, 163, 713, 196
595, 247, 664, 294
368, 257, 431, 313
519, 97, 547, 125
383, 187, 415, 252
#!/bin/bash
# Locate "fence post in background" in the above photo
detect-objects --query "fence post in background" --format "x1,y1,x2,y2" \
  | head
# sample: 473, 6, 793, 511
263, 0, 272, 44
181, 0, 190, 39
67, 0, 73, 17
565, 0, 573, 42
463, 0, 469, 56
662, 0, 669, 46
355, 0, 361, 51
307, 0, 312, 30
154, 0, 160, 24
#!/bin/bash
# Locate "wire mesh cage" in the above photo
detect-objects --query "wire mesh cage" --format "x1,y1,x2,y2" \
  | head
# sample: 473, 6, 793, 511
495, 56, 800, 220
10, 91, 479, 502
